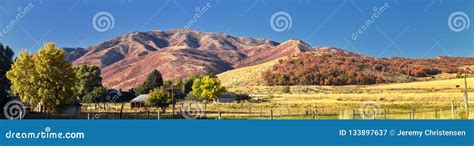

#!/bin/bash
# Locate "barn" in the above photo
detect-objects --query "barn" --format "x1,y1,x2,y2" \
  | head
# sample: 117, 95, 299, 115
130, 94, 148, 108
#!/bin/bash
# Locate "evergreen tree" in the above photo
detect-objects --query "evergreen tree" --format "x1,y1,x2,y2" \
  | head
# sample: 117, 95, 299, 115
134, 69, 163, 95
0, 43, 14, 117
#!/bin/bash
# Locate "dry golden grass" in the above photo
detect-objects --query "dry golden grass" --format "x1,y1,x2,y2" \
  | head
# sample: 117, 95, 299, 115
217, 58, 281, 86
76, 77, 474, 120
365, 77, 474, 89
211, 77, 474, 119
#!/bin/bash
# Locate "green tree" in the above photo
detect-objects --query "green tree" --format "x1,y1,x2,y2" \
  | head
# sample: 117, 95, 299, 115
163, 80, 172, 88
0, 43, 14, 116
191, 75, 225, 102
173, 78, 182, 87
134, 69, 163, 95
74, 65, 102, 102
181, 74, 202, 95
234, 93, 251, 103
7, 43, 76, 113
146, 86, 173, 112
83, 86, 107, 103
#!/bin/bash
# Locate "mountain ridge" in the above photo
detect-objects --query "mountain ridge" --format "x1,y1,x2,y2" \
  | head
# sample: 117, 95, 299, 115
65, 29, 311, 90
65, 29, 474, 89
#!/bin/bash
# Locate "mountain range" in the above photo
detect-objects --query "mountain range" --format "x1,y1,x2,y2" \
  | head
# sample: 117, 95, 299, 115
65, 29, 313, 90
65, 29, 474, 90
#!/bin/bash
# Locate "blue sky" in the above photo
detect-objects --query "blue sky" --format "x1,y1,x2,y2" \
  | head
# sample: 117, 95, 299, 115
0, 0, 473, 58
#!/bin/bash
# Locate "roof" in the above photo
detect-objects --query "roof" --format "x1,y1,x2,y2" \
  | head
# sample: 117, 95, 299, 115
219, 93, 235, 99
130, 94, 148, 103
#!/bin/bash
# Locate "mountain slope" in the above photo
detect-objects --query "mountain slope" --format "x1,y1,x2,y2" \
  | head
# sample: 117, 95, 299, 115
67, 29, 311, 90
217, 58, 281, 87
217, 47, 357, 86
261, 48, 474, 86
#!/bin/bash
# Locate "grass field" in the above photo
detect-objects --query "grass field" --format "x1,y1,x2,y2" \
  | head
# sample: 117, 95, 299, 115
214, 56, 474, 120
214, 77, 474, 120
50, 77, 473, 120
27, 76, 472, 120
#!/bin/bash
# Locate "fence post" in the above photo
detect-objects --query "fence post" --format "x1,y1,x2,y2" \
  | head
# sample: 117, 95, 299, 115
312, 110, 316, 120
435, 109, 438, 119
451, 99, 455, 119
119, 103, 124, 119
270, 109, 273, 120
249, 103, 252, 113
147, 110, 150, 119
218, 111, 222, 120
87, 113, 90, 120
372, 110, 376, 120
464, 74, 469, 118
157, 110, 161, 120
384, 109, 387, 120
351, 109, 355, 120
412, 108, 415, 120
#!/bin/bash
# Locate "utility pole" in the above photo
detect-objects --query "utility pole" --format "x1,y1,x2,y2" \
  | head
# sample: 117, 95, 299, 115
464, 74, 469, 118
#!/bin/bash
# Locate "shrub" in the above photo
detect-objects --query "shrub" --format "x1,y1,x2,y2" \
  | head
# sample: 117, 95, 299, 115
146, 86, 173, 112
229, 92, 251, 103
281, 86, 290, 93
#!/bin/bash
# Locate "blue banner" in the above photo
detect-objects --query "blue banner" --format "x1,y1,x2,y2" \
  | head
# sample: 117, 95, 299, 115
0, 120, 473, 146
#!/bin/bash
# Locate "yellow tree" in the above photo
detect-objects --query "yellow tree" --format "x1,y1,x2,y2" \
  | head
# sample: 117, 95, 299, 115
191, 75, 225, 102
7, 43, 76, 113
6, 50, 38, 105
33, 43, 76, 113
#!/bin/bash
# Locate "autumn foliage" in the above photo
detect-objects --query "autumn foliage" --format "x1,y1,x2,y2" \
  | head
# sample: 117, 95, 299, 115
262, 49, 474, 86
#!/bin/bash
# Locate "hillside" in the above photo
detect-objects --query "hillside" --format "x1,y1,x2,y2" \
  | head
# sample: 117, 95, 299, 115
64, 29, 474, 89
217, 47, 355, 86
262, 48, 474, 86
217, 47, 363, 86
217, 58, 281, 87
65, 29, 311, 90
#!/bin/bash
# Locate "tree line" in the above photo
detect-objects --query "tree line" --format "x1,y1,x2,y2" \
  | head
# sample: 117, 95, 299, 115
132, 69, 227, 113
4, 43, 106, 113
262, 51, 474, 86
1, 42, 232, 114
